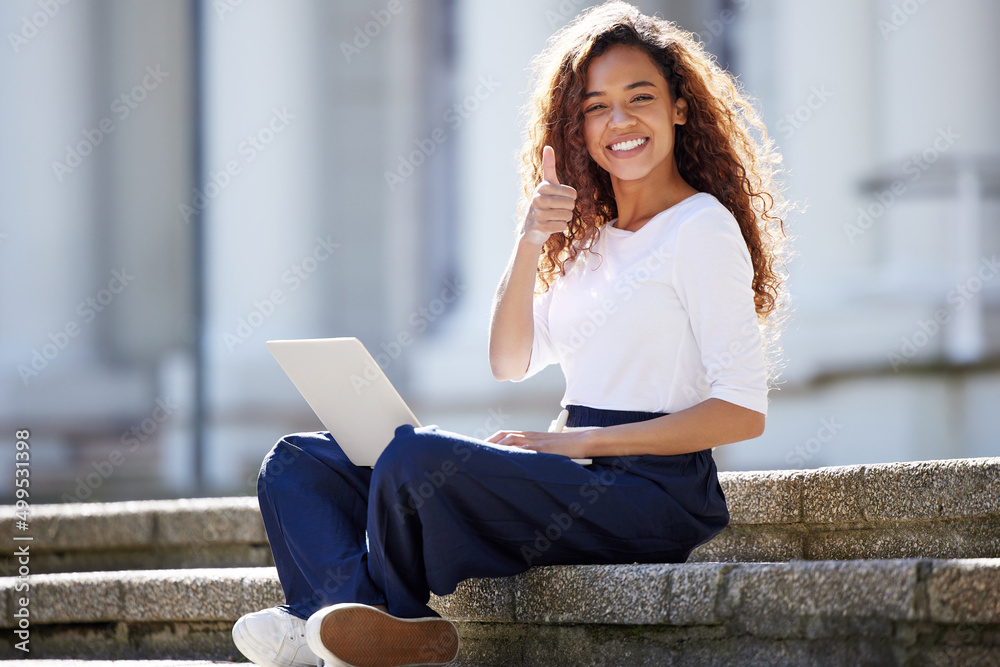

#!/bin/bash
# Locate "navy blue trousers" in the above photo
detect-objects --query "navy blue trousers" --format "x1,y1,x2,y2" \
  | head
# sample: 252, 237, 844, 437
257, 404, 729, 620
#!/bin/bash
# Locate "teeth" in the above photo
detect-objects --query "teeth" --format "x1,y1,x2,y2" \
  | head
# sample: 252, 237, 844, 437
610, 137, 647, 152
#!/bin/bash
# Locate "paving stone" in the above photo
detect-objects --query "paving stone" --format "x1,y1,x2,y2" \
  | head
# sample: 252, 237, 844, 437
0, 498, 263, 552
927, 558, 1000, 624
801, 465, 867, 523
863, 458, 1000, 521
7, 559, 1000, 630
21, 662, 241, 666
690, 524, 804, 562
667, 562, 730, 625
122, 568, 274, 622
2, 501, 157, 550
30, 571, 123, 625
21, 621, 243, 661
449, 622, 528, 667
26, 543, 275, 576
719, 469, 802, 524
915, 647, 1000, 667
154, 498, 265, 546
3, 559, 1000, 663
720, 560, 920, 637
1, 457, 999, 663
233, 567, 284, 614
0, 574, 9, 624
430, 574, 516, 621
514, 564, 673, 625
805, 520, 1000, 560
4, 458, 998, 573
129, 622, 244, 663
10, 663, 240, 666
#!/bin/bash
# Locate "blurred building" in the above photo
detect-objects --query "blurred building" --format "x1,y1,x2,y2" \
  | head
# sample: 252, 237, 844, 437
0, 0, 997, 502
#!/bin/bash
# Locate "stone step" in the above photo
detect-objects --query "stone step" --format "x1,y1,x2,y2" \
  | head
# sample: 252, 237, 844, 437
1, 561, 998, 665
1, 664, 239, 667
0, 497, 273, 576
2, 457, 997, 575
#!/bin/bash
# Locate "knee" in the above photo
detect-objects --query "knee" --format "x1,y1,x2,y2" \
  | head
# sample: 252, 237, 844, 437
256, 432, 319, 494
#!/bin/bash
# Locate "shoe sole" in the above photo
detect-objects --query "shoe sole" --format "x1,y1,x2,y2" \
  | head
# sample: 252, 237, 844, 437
306, 603, 459, 667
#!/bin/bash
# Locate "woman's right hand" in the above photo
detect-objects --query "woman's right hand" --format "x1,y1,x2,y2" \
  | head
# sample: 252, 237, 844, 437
489, 145, 576, 381
520, 145, 578, 247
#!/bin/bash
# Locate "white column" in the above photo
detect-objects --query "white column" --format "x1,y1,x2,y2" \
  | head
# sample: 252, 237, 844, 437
875, 0, 1000, 362
737, 0, 881, 381
945, 165, 984, 362
197, 0, 325, 490
0, 1, 100, 374
408, 0, 567, 407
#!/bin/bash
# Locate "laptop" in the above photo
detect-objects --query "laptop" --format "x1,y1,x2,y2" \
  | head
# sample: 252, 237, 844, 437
267, 337, 420, 467
267, 337, 591, 467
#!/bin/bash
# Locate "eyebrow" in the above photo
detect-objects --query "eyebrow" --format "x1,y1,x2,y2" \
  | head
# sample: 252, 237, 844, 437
583, 80, 657, 100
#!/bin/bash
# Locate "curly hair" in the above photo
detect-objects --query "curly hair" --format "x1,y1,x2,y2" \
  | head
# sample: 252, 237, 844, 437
517, 1, 793, 378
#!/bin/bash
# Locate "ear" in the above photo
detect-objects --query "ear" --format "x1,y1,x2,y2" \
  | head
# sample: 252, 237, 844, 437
673, 97, 689, 126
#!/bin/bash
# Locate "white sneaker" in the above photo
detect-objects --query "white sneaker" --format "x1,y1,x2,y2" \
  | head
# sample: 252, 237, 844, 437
233, 606, 323, 667
305, 603, 459, 667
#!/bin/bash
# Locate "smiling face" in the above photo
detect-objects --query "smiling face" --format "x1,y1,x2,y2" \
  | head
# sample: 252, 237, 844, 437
582, 43, 688, 185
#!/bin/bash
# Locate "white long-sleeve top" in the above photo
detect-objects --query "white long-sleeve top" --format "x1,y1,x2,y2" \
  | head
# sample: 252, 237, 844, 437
512, 192, 769, 416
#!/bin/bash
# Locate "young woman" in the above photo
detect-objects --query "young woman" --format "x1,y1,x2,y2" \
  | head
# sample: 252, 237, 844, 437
233, 2, 789, 666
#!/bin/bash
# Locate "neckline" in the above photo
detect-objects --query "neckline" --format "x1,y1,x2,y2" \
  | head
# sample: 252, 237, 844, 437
606, 192, 707, 235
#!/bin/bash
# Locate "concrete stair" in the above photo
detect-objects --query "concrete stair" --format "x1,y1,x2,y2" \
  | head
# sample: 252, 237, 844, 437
2, 457, 998, 665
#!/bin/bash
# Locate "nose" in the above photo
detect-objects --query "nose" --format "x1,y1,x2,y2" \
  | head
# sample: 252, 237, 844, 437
609, 103, 636, 128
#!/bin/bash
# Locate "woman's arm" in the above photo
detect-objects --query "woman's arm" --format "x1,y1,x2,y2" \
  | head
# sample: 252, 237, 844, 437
488, 146, 577, 380
585, 398, 764, 456
486, 397, 764, 457
488, 237, 547, 381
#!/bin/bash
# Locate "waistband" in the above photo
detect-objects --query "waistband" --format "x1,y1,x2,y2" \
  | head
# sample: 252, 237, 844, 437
565, 404, 669, 429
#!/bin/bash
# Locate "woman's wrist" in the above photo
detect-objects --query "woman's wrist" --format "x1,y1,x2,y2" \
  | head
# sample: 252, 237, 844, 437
580, 427, 616, 458
516, 227, 549, 250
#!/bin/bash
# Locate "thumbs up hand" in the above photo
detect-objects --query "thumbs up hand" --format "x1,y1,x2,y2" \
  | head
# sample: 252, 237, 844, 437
521, 145, 578, 247
541, 144, 562, 185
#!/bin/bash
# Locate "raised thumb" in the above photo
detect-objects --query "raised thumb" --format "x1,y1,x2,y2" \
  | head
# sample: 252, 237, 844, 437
541, 145, 561, 185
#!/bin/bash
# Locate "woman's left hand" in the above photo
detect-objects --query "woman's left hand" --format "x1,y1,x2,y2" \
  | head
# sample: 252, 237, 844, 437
484, 429, 593, 459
